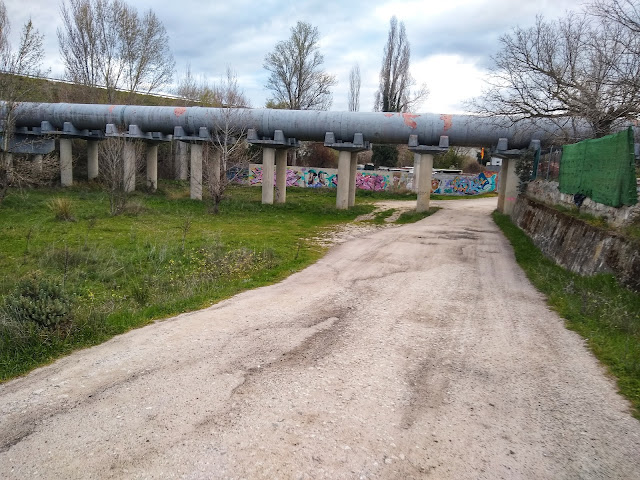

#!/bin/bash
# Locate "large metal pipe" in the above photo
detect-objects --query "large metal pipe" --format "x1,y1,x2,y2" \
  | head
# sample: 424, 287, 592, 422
4, 101, 587, 148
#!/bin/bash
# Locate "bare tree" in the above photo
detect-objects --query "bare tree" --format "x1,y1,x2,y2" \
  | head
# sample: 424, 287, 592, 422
591, 0, 640, 48
205, 68, 255, 214
264, 21, 336, 110
174, 64, 201, 105
374, 16, 428, 113
348, 63, 361, 112
0, 1, 46, 203
472, 10, 640, 139
174, 64, 221, 107
98, 135, 143, 215
58, 0, 174, 102
120, 8, 174, 97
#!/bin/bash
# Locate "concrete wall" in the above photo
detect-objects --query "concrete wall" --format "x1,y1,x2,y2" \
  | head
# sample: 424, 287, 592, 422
245, 164, 499, 195
511, 195, 640, 291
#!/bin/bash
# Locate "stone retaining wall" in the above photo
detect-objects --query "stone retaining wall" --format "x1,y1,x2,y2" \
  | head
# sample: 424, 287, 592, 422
511, 196, 640, 291
526, 180, 640, 227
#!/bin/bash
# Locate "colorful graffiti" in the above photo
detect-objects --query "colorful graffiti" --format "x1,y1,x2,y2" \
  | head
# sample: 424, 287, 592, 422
430, 172, 498, 195
244, 165, 498, 195
356, 172, 390, 191
248, 166, 338, 188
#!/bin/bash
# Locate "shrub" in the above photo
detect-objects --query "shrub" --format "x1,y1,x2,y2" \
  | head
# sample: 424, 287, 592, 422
3, 275, 73, 330
47, 197, 75, 221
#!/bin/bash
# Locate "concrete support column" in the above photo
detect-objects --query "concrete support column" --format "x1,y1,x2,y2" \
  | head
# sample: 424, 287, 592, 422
336, 150, 351, 210
190, 143, 203, 200
3, 153, 14, 182
275, 149, 287, 204
262, 147, 275, 204
146, 144, 158, 191
175, 141, 188, 180
412, 152, 421, 192
348, 152, 358, 207
210, 149, 221, 197
87, 140, 99, 180
123, 141, 136, 193
33, 154, 43, 173
416, 153, 433, 212
497, 158, 519, 215
59, 138, 73, 187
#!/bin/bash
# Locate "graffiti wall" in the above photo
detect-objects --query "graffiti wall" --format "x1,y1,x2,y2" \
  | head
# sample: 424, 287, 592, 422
244, 165, 498, 195
430, 172, 498, 195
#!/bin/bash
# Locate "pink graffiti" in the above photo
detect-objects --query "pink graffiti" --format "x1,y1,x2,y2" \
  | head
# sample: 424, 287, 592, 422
356, 173, 388, 191
174, 107, 187, 117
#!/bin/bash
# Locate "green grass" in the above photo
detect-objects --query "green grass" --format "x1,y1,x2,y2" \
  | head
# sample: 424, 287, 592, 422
369, 208, 396, 224
430, 192, 498, 200
0, 184, 374, 380
356, 189, 417, 200
493, 211, 640, 419
356, 190, 498, 202
396, 207, 440, 224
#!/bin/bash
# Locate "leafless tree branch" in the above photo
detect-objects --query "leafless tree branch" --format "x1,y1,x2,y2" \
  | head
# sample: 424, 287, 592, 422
264, 21, 336, 110
374, 16, 429, 113
348, 63, 361, 112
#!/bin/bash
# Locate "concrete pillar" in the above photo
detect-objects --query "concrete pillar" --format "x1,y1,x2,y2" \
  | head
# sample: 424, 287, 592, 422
146, 144, 158, 191
123, 141, 136, 193
262, 147, 275, 204
348, 152, 358, 207
33, 154, 43, 173
497, 158, 520, 215
190, 143, 203, 200
336, 150, 351, 210
275, 149, 287, 204
175, 141, 188, 180
416, 153, 433, 212
210, 149, 221, 198
3, 153, 13, 182
59, 138, 73, 187
87, 140, 99, 180
413, 152, 421, 192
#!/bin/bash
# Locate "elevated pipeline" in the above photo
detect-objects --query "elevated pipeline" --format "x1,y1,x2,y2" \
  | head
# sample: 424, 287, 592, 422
3, 102, 590, 149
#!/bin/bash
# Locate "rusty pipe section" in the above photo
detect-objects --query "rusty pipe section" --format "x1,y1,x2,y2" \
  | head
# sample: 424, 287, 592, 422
5, 101, 572, 148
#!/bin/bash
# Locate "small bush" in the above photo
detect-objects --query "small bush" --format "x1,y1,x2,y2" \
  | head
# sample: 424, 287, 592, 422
3, 275, 73, 330
47, 197, 75, 221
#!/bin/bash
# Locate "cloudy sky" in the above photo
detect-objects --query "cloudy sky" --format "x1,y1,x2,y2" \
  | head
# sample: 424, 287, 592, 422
5, 0, 582, 113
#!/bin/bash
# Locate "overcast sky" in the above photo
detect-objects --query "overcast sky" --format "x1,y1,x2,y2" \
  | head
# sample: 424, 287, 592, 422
5, 0, 583, 113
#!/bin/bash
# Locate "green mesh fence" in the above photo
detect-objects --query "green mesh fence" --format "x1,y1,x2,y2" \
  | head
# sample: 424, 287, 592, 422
559, 127, 637, 207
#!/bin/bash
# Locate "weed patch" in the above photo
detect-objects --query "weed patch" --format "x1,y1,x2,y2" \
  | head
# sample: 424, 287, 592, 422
47, 197, 75, 221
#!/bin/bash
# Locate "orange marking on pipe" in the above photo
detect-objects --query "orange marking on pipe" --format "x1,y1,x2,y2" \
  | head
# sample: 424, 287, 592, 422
384, 113, 394, 118
440, 114, 453, 132
108, 105, 115, 113
174, 107, 187, 117
402, 113, 419, 128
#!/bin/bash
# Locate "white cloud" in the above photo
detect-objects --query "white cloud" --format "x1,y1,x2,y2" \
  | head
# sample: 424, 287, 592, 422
413, 54, 488, 114
2, 0, 584, 112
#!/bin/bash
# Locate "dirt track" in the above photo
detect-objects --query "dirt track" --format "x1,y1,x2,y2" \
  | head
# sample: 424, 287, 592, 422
1, 197, 639, 479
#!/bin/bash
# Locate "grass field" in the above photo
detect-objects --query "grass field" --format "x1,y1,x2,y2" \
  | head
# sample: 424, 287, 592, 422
0, 183, 378, 380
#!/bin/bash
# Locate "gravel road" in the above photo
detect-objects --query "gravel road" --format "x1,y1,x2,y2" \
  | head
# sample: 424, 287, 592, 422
1, 197, 639, 479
